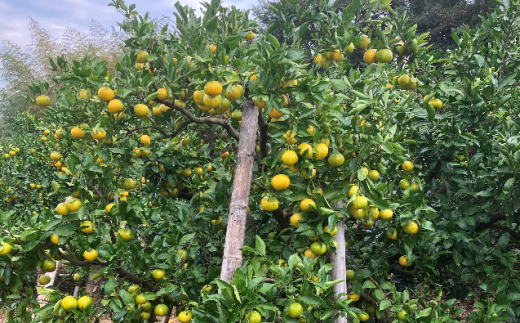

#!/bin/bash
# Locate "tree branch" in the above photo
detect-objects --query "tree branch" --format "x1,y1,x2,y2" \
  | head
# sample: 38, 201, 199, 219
258, 113, 269, 159
160, 100, 239, 140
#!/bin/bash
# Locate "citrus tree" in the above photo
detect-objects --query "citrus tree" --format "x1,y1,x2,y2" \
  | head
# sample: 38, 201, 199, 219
1, 0, 520, 322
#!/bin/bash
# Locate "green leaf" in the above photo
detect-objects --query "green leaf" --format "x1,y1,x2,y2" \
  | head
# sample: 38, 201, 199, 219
354, 269, 371, 279
380, 299, 392, 310
43, 220, 62, 231
178, 233, 195, 245
53, 223, 77, 236
104, 278, 116, 295
302, 295, 326, 306
266, 33, 280, 49
205, 17, 218, 33
266, 22, 282, 34
286, 190, 309, 201
357, 168, 366, 181
118, 290, 134, 305
255, 235, 266, 256
330, 80, 349, 91
417, 307, 432, 318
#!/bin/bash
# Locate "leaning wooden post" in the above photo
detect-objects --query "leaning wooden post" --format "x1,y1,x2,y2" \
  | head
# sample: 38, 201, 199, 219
331, 201, 348, 323
220, 100, 259, 283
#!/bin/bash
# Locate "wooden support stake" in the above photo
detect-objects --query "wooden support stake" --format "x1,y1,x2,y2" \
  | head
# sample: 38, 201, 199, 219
331, 201, 347, 323
220, 100, 259, 283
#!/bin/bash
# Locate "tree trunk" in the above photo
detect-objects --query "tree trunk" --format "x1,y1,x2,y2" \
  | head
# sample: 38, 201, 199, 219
86, 267, 103, 304
219, 100, 259, 283
331, 201, 347, 323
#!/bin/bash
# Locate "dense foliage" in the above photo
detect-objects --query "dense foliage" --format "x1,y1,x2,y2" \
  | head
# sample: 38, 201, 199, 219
1, 0, 520, 322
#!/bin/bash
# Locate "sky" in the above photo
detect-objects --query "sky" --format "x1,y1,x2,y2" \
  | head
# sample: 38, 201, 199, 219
0, 0, 257, 49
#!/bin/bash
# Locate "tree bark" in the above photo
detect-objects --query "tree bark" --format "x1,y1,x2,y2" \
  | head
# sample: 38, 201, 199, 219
331, 201, 347, 323
220, 100, 259, 283
86, 267, 103, 304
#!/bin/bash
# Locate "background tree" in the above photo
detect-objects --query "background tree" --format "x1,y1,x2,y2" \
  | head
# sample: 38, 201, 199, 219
0, 19, 123, 137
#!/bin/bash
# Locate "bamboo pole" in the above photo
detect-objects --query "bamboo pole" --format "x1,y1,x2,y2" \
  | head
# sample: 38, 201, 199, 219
219, 100, 259, 283
331, 201, 347, 323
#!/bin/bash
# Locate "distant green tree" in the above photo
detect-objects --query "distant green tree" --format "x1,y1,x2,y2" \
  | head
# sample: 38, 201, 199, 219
392, 0, 496, 49
0, 19, 123, 136
252, 0, 495, 51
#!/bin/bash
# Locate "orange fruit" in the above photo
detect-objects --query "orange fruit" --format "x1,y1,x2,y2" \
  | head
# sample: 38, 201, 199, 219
203, 94, 223, 109
402, 161, 414, 172
80, 221, 93, 234
245, 31, 254, 40
56, 203, 70, 216
345, 42, 355, 54
323, 225, 338, 237
261, 197, 279, 211
193, 90, 205, 105
314, 53, 329, 68
178, 311, 193, 322
225, 85, 243, 102
386, 228, 398, 240
358, 35, 370, 49
363, 49, 377, 64
0, 243, 12, 256
71, 127, 86, 139
107, 99, 124, 113
134, 104, 149, 117
268, 106, 284, 118
51, 234, 59, 245
350, 208, 366, 220
376, 49, 394, 63
353, 196, 368, 209
157, 88, 168, 100
140, 135, 151, 147
152, 269, 166, 280
310, 242, 327, 255
288, 302, 304, 318
155, 304, 169, 316
271, 174, 290, 191
399, 256, 411, 266
135, 294, 147, 304
136, 50, 149, 63
66, 198, 82, 212
328, 153, 344, 166
281, 150, 298, 166
300, 199, 316, 212
83, 249, 98, 261
348, 292, 360, 302
402, 221, 419, 234
298, 143, 313, 159
177, 249, 187, 261
78, 296, 93, 310
118, 229, 133, 241
42, 260, 56, 272
283, 131, 297, 144
204, 81, 223, 96
39, 275, 51, 285
290, 213, 303, 228
98, 87, 115, 101
61, 296, 78, 311
314, 143, 328, 160
91, 128, 106, 140
399, 179, 410, 190
36, 95, 51, 107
